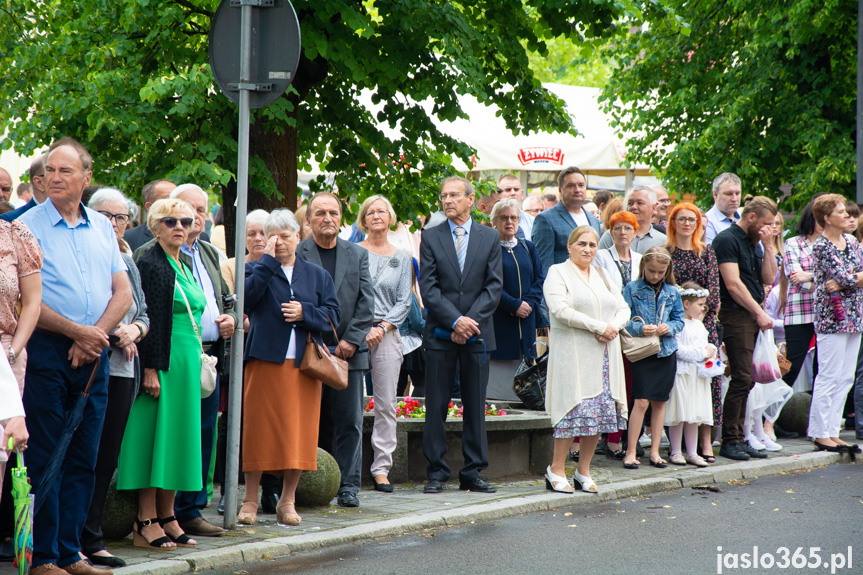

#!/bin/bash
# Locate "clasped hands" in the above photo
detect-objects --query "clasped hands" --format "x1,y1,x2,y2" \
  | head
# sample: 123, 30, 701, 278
595, 323, 619, 344
640, 323, 670, 337
451, 316, 480, 345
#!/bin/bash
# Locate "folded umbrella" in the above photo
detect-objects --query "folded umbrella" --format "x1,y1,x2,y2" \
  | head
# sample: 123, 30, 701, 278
8, 437, 33, 575
33, 358, 101, 516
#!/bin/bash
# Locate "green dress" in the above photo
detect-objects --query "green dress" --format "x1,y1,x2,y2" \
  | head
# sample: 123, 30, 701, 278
117, 257, 206, 491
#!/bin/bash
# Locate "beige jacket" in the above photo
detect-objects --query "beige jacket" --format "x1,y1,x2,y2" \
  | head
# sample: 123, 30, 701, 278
543, 260, 631, 426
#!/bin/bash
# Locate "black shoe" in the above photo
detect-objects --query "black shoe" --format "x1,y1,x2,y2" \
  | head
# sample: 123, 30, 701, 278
373, 480, 394, 493
635, 443, 645, 457
459, 476, 497, 493
773, 425, 798, 439
423, 479, 446, 493
87, 554, 127, 568
595, 439, 608, 454
0, 539, 13, 562
217, 495, 225, 515
719, 441, 751, 461
813, 440, 848, 453
261, 489, 279, 514
741, 443, 768, 459
337, 491, 360, 507
605, 446, 625, 459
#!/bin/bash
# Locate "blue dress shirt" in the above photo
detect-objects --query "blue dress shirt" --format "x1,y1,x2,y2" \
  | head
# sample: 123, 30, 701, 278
181, 239, 220, 342
19, 199, 126, 326
446, 218, 473, 329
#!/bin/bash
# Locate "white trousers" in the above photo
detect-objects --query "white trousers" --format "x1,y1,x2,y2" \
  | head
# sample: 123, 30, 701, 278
808, 332, 861, 438
369, 330, 404, 477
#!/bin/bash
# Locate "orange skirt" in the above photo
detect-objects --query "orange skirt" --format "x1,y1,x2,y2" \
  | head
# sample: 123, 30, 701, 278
243, 358, 322, 472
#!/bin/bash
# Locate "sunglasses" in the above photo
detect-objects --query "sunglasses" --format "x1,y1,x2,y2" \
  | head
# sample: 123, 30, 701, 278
161, 217, 193, 229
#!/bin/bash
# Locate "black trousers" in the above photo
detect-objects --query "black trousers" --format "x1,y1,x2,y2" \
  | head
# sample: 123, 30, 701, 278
422, 347, 489, 483
81, 376, 136, 554
783, 323, 816, 387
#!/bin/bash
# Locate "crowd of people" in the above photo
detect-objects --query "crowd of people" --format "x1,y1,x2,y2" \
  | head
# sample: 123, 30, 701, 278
0, 140, 860, 573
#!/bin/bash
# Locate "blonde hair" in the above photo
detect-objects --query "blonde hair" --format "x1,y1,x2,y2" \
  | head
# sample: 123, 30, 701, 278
357, 194, 397, 234
147, 198, 194, 235
567, 225, 599, 247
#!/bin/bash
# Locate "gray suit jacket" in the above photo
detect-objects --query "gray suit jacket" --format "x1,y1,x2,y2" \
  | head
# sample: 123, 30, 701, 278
297, 238, 374, 370
419, 219, 503, 352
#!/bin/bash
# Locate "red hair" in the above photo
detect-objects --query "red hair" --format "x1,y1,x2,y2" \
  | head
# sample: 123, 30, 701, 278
609, 210, 638, 230
666, 202, 704, 255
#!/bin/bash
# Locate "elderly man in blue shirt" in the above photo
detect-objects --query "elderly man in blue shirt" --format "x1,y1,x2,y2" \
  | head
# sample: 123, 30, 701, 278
704, 172, 743, 244
21, 138, 132, 575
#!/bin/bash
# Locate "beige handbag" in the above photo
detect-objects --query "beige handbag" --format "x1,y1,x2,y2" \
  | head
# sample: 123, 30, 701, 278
300, 314, 348, 390
620, 301, 665, 363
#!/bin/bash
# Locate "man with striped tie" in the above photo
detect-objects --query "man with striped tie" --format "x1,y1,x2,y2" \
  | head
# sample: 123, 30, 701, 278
419, 176, 503, 495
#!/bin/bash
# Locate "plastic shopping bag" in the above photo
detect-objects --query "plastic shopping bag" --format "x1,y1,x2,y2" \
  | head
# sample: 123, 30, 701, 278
752, 329, 783, 383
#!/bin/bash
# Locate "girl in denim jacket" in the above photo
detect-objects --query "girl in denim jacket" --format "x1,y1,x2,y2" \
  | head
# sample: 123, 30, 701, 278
621, 247, 685, 469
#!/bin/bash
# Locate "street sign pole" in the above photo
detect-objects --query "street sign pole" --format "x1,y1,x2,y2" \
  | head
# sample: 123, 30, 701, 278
224, 1, 252, 530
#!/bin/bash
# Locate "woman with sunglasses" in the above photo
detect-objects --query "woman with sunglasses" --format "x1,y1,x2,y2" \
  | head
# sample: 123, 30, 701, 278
80, 188, 150, 567
117, 198, 203, 551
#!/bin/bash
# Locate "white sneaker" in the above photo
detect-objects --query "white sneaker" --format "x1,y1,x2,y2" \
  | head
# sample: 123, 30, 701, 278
659, 430, 670, 448
757, 435, 783, 451
639, 435, 652, 447
746, 435, 766, 451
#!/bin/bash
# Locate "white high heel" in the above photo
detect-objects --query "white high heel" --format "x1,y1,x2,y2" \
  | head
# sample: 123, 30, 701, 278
544, 466, 574, 493
572, 470, 598, 493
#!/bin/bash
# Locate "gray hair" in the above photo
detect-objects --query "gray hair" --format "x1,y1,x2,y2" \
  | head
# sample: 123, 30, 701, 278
522, 196, 542, 210
264, 208, 300, 236
624, 185, 657, 207
490, 198, 521, 224
170, 183, 208, 205
88, 187, 130, 211
247, 209, 269, 228
440, 176, 474, 197
712, 172, 741, 194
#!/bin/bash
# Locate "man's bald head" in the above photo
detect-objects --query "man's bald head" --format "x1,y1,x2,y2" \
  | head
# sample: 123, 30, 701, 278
0, 168, 11, 201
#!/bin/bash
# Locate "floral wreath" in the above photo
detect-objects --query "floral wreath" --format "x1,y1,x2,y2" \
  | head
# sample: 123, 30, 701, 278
678, 287, 709, 297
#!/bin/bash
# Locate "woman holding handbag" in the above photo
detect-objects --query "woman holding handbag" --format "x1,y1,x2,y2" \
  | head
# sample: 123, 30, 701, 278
487, 199, 545, 402
239, 210, 340, 526
117, 198, 203, 550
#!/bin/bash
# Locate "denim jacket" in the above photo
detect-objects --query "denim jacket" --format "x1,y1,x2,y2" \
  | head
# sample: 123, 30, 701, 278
622, 279, 685, 358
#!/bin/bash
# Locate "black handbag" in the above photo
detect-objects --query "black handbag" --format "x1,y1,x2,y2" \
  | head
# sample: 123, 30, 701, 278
512, 351, 548, 411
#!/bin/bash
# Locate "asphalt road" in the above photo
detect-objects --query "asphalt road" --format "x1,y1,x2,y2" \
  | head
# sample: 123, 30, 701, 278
210, 463, 861, 575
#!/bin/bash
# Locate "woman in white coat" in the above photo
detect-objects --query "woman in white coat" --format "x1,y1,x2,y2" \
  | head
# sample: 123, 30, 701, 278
543, 226, 630, 494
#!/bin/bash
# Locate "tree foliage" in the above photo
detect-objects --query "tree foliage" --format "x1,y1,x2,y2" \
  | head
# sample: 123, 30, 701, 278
0, 0, 648, 233
601, 0, 856, 211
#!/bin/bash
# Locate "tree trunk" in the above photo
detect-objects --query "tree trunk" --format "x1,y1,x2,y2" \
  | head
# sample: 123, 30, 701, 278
222, 91, 300, 258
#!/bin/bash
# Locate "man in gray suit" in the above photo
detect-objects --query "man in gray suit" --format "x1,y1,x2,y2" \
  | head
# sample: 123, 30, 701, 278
297, 193, 374, 508
419, 176, 503, 494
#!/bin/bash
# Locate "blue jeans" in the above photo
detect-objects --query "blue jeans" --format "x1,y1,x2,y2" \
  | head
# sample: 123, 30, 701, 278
174, 374, 219, 522
24, 331, 109, 568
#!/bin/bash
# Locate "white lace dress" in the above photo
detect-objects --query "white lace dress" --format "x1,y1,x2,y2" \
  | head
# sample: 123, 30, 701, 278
665, 318, 715, 426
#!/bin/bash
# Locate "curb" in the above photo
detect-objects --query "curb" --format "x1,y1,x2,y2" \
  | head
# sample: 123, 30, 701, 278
117, 451, 842, 573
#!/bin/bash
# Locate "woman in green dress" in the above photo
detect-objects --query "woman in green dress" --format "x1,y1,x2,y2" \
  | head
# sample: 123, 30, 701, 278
117, 198, 204, 550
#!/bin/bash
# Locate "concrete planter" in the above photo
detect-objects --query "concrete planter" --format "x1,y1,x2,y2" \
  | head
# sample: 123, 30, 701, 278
360, 400, 552, 484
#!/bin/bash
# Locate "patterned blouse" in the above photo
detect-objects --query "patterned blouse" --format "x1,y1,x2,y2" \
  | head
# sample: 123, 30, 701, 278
783, 235, 816, 325
0, 220, 44, 335
813, 234, 863, 334
670, 246, 721, 346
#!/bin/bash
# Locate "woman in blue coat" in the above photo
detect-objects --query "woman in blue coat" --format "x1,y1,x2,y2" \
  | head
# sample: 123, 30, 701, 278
487, 199, 545, 401
238, 209, 340, 527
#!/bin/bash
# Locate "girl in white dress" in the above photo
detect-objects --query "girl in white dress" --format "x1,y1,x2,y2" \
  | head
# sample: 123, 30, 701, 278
665, 282, 717, 467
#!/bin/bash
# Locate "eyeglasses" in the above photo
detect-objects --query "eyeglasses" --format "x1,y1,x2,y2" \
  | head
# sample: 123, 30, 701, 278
524, 208, 542, 215
675, 217, 698, 224
439, 192, 464, 201
657, 199, 672, 206
611, 225, 635, 233
498, 215, 520, 222
365, 209, 389, 218
161, 216, 193, 229
98, 211, 131, 225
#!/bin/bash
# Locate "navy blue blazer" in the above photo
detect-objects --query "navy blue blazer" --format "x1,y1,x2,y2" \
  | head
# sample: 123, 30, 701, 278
244, 254, 340, 366
531, 201, 601, 277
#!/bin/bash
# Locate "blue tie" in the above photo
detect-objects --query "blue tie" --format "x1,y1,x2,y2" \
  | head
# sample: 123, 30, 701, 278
454, 226, 467, 271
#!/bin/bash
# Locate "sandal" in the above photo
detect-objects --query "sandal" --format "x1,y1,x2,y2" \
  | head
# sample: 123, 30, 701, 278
133, 518, 175, 550
572, 470, 598, 493
158, 516, 197, 548
568, 448, 579, 462
544, 466, 574, 493
237, 501, 258, 525
276, 502, 301, 526
699, 450, 716, 463
622, 456, 640, 470
649, 458, 668, 469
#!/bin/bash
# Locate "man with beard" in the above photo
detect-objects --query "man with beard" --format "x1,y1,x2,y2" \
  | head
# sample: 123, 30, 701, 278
712, 193, 778, 461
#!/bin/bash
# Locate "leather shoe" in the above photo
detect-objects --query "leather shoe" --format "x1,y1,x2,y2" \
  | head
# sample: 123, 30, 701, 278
62, 559, 112, 575
178, 517, 224, 537
773, 424, 798, 439
32, 565, 59, 575
261, 488, 279, 514
217, 495, 225, 516
373, 480, 394, 493
459, 476, 497, 493
741, 442, 768, 459
337, 491, 360, 507
719, 441, 751, 461
423, 479, 446, 493
86, 554, 126, 569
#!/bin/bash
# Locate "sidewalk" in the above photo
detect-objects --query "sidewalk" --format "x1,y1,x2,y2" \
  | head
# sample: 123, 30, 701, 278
10, 435, 857, 575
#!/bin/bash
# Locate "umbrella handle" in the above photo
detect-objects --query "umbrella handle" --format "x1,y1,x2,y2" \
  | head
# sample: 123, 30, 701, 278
82, 357, 101, 396
6, 437, 11, 451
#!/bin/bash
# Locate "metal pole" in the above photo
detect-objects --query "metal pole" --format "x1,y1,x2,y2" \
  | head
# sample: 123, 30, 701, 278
857, 0, 863, 204
224, 1, 252, 530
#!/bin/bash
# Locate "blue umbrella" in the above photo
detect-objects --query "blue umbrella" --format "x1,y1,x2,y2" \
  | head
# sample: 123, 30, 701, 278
34, 358, 101, 516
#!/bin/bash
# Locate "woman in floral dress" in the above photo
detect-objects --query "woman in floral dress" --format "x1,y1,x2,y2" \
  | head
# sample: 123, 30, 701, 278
665, 202, 721, 462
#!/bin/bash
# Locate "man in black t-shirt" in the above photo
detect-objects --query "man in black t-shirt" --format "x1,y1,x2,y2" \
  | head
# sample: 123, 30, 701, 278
713, 195, 778, 461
